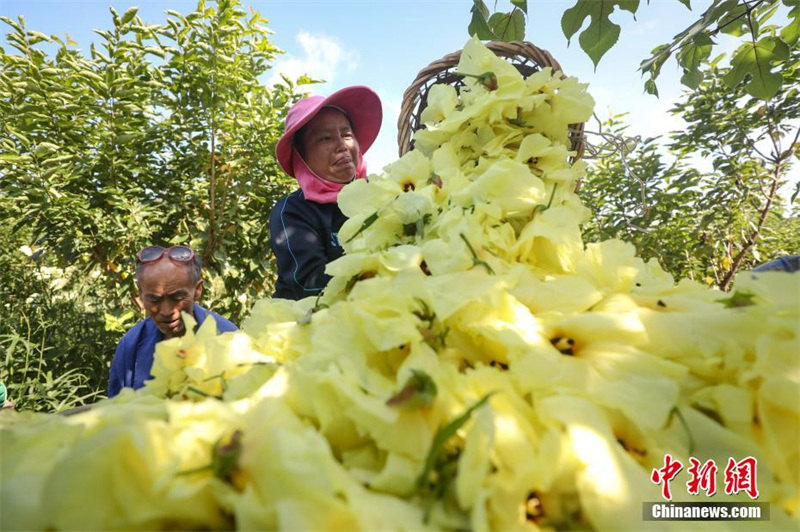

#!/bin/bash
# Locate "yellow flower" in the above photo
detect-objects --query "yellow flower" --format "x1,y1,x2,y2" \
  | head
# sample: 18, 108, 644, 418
513, 205, 588, 272
509, 266, 603, 314
757, 377, 800, 489
420, 84, 459, 125
573, 239, 649, 292
1, 413, 85, 530
384, 149, 433, 192
549, 75, 595, 125
421, 237, 475, 275
242, 296, 315, 361
231, 397, 361, 530
535, 394, 684, 530
516, 132, 580, 183
37, 399, 231, 530
457, 36, 525, 101
337, 176, 399, 219
453, 158, 546, 218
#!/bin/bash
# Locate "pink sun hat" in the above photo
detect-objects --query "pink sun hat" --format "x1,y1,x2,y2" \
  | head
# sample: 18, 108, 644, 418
276, 85, 383, 177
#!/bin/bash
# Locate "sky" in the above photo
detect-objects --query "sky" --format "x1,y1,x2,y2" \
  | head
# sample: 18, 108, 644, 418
0, 0, 777, 173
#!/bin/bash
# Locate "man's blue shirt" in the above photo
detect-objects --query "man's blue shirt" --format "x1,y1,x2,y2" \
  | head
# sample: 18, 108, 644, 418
108, 303, 238, 397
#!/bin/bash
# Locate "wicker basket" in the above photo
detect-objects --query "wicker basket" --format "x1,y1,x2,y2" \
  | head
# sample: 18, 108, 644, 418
397, 41, 586, 160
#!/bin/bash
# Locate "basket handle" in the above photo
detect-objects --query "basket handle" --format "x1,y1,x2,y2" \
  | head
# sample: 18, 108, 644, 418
396, 41, 585, 163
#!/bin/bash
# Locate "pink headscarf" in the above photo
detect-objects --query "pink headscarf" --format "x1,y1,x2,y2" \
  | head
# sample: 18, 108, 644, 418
292, 146, 368, 204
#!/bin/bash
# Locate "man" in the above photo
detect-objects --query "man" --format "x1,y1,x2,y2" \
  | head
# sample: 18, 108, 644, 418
108, 245, 237, 397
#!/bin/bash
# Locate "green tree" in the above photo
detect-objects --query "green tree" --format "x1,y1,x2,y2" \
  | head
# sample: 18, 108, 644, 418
668, 48, 799, 288
580, 49, 799, 286
579, 116, 712, 282
0, 0, 310, 410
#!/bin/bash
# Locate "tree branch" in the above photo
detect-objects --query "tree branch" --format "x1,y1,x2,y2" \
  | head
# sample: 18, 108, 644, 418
720, 159, 781, 290
717, 5, 785, 290
204, 24, 218, 268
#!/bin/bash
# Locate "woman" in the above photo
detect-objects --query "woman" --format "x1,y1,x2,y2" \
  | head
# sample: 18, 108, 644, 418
269, 86, 382, 300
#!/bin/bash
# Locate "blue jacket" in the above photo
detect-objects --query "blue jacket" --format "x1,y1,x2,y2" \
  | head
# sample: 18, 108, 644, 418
107, 303, 238, 397
269, 189, 347, 300
752, 255, 800, 273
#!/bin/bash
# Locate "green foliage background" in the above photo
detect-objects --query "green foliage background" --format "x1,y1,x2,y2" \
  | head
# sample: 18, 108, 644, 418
0, 0, 311, 411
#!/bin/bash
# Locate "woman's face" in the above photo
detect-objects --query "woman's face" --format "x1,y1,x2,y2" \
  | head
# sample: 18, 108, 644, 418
298, 107, 360, 184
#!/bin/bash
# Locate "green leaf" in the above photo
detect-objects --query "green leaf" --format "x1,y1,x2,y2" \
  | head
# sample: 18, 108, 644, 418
717, 3, 748, 36
579, 14, 621, 68
344, 211, 379, 243
109, 6, 120, 25
678, 40, 712, 71
386, 370, 437, 409
618, 0, 639, 15
562, 0, 638, 67
212, 430, 243, 481
561, 0, 592, 43
723, 37, 787, 99
120, 7, 138, 25
693, 32, 714, 47
0, 16, 23, 33
765, 36, 791, 61
779, 6, 800, 46
673, 34, 713, 92
644, 79, 659, 97
640, 43, 671, 74
716, 290, 756, 308
677, 0, 692, 7
511, 0, 528, 13
469, 0, 496, 40
26, 30, 52, 44
34, 142, 60, 157
144, 46, 166, 58
747, 69, 783, 99
680, 68, 703, 88
488, 10, 525, 42
40, 154, 75, 166
415, 392, 495, 490
0, 153, 28, 163
755, 1, 781, 29
647, 0, 739, 82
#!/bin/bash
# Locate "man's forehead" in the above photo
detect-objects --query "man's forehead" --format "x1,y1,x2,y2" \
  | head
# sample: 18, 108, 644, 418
141, 285, 189, 295
138, 260, 194, 288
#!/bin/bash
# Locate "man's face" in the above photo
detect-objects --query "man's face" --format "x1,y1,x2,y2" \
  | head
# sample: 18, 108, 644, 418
299, 107, 360, 184
137, 260, 202, 338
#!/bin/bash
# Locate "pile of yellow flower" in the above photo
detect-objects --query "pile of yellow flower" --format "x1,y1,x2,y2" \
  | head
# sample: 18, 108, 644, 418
2, 37, 797, 531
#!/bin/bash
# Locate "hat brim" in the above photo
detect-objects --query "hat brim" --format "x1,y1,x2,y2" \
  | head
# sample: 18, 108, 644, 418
276, 85, 383, 177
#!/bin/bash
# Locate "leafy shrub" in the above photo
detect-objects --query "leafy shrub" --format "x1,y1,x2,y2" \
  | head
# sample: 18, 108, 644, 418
0, 0, 311, 411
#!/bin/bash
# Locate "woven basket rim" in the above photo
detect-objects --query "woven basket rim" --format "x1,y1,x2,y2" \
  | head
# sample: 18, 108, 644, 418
397, 40, 585, 162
